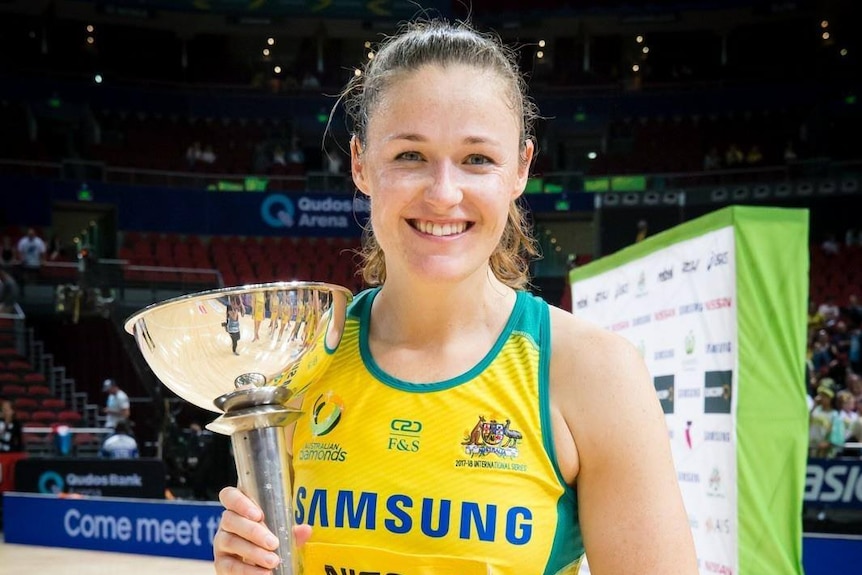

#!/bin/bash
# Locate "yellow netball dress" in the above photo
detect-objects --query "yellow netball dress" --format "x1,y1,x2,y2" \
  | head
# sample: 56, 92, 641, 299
292, 288, 584, 575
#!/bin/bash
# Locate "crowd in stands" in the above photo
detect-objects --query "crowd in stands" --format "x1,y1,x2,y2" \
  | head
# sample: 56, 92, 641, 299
807, 231, 862, 458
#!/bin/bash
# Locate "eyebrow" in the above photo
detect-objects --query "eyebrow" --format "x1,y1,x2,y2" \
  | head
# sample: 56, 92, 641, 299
385, 133, 501, 146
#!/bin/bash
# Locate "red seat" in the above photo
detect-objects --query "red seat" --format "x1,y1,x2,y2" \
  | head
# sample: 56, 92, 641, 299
30, 410, 57, 424
2, 384, 27, 397
27, 385, 52, 397
6, 359, 32, 371
57, 410, 84, 425
22, 372, 46, 384
42, 398, 66, 410
14, 396, 38, 410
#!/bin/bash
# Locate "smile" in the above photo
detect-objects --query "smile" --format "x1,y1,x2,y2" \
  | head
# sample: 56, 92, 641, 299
411, 220, 470, 237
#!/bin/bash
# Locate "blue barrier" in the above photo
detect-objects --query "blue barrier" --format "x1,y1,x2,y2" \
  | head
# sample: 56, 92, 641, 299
2, 492, 223, 561
4, 491, 862, 568
802, 533, 862, 575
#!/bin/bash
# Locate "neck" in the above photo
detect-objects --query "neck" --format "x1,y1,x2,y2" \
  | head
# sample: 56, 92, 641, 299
371, 271, 518, 346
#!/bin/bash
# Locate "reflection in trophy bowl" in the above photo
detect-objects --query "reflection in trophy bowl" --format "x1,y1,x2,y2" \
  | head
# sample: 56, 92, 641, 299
123, 281, 353, 414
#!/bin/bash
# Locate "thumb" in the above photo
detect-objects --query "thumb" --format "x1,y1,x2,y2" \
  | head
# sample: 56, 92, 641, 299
294, 524, 312, 547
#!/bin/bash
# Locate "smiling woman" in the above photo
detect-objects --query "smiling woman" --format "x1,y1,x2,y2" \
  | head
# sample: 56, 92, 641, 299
212, 18, 698, 575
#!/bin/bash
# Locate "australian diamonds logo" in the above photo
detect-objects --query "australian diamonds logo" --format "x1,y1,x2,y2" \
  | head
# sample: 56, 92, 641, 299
298, 392, 348, 463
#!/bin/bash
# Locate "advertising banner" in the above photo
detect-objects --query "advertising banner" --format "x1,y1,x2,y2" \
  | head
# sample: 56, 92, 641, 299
804, 459, 862, 509
3, 492, 223, 560
572, 225, 739, 575
14, 457, 166, 499
569, 206, 809, 575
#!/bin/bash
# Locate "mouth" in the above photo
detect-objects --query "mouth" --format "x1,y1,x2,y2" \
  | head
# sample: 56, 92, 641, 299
409, 220, 471, 237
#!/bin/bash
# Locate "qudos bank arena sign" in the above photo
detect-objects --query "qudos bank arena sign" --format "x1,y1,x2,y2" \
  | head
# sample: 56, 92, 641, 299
261, 194, 369, 231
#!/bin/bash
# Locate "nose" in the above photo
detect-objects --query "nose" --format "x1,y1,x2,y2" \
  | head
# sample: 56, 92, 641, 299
424, 161, 463, 209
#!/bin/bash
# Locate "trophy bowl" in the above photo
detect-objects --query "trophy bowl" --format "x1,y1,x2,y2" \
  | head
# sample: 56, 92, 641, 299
124, 281, 353, 575
123, 281, 352, 414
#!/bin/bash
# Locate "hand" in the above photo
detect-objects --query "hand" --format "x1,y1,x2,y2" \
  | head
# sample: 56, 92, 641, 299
214, 486, 312, 575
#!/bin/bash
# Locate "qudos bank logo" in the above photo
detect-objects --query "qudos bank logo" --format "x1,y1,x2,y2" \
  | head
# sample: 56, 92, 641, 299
38, 470, 65, 493
261, 194, 296, 228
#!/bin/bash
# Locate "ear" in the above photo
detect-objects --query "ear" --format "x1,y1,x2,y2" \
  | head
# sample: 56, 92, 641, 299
512, 138, 535, 200
350, 135, 370, 196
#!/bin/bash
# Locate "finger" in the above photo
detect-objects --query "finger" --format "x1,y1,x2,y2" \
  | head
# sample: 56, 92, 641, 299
214, 551, 278, 575
219, 486, 264, 522
219, 510, 280, 551
214, 525, 281, 572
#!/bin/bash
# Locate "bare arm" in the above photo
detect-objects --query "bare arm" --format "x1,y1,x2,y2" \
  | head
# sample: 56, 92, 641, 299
550, 309, 698, 574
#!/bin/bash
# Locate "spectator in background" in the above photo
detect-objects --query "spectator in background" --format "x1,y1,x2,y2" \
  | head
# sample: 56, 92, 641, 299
272, 145, 286, 166
817, 296, 841, 327
635, 219, 649, 243
810, 329, 836, 375
745, 144, 763, 166
845, 228, 859, 247
200, 145, 217, 165
16, 227, 46, 286
47, 234, 64, 261
808, 300, 825, 332
847, 373, 862, 408
836, 390, 859, 443
703, 146, 721, 170
186, 141, 202, 168
100, 419, 139, 459
845, 293, 862, 326
287, 137, 305, 166
0, 398, 23, 452
1, 236, 14, 267
102, 378, 131, 430
847, 325, 861, 374
724, 143, 744, 167
821, 233, 840, 255
809, 381, 840, 458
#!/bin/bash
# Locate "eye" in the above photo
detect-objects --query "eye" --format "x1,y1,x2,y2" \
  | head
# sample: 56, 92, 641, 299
465, 154, 492, 165
396, 151, 423, 161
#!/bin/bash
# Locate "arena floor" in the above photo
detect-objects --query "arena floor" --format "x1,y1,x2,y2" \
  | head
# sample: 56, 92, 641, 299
0, 534, 213, 575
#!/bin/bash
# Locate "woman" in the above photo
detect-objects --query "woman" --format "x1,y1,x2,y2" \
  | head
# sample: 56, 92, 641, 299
213, 19, 697, 575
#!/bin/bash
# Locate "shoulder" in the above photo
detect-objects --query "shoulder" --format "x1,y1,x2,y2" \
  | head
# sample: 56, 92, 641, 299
547, 306, 658, 452
548, 306, 645, 383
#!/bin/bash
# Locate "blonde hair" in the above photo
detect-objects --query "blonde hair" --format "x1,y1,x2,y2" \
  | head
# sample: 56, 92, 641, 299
341, 19, 540, 289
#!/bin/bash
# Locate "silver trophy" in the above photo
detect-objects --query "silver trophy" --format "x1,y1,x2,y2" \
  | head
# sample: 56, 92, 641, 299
124, 281, 353, 575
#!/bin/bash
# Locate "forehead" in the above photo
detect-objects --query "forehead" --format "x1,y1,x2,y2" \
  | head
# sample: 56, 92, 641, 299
368, 63, 520, 134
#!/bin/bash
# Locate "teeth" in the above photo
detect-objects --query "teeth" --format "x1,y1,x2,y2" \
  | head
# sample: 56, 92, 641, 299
416, 221, 467, 236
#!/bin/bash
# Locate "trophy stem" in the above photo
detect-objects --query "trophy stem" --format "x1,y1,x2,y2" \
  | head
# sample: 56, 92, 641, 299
208, 403, 303, 575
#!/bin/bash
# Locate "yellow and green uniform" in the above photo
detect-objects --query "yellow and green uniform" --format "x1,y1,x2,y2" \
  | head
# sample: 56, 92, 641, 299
293, 288, 584, 575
